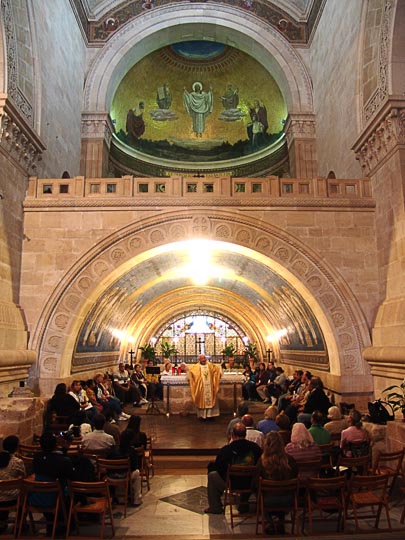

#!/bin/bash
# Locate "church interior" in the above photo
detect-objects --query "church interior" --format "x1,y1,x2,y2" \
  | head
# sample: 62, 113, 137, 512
1, 0, 405, 537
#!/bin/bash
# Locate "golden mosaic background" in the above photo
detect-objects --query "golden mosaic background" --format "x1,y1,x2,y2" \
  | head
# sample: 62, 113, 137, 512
111, 45, 287, 145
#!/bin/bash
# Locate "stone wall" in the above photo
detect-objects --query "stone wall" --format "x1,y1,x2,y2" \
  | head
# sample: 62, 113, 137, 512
29, 0, 86, 177
0, 396, 46, 446
308, 0, 363, 178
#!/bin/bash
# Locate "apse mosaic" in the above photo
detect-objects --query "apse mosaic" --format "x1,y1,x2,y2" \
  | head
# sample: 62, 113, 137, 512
111, 41, 287, 164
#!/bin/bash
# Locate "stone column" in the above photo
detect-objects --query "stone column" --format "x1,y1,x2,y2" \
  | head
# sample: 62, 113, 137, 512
353, 97, 405, 397
80, 112, 114, 178
0, 94, 44, 394
284, 113, 318, 178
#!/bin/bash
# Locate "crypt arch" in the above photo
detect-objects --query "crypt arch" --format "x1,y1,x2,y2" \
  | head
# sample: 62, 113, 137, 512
32, 209, 372, 396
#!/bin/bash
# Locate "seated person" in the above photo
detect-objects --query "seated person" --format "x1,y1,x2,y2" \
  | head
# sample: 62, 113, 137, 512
285, 423, 321, 479
205, 423, 262, 514
95, 373, 131, 420
264, 367, 287, 404
308, 410, 331, 445
113, 363, 142, 406
340, 409, 369, 456
324, 405, 348, 434
0, 436, 25, 534
131, 364, 148, 404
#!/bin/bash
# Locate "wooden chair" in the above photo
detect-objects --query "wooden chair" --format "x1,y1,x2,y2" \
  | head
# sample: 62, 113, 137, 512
97, 457, 131, 517
145, 436, 154, 478
295, 458, 322, 485
223, 465, 257, 528
336, 454, 370, 477
0, 478, 23, 538
16, 443, 40, 458
66, 480, 115, 539
18, 478, 67, 539
372, 447, 404, 495
347, 474, 391, 532
133, 446, 150, 492
255, 477, 299, 535
304, 475, 346, 534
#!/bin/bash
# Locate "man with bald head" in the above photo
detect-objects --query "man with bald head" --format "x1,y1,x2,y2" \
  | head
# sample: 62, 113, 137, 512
204, 422, 262, 514
188, 354, 222, 420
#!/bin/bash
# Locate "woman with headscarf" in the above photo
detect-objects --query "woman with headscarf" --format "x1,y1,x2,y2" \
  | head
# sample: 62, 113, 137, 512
285, 423, 321, 478
324, 406, 348, 435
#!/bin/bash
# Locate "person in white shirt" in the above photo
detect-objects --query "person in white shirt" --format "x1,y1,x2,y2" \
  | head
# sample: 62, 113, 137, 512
82, 414, 115, 453
241, 414, 264, 448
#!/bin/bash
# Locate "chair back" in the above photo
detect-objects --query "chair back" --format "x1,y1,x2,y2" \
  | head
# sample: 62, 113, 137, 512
19, 478, 67, 539
296, 458, 322, 482
66, 479, 115, 539
337, 453, 370, 476
226, 464, 257, 492
374, 447, 404, 475
0, 478, 23, 538
256, 477, 299, 535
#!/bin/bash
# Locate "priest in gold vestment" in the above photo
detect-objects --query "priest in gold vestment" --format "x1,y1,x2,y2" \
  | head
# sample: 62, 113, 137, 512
188, 354, 222, 419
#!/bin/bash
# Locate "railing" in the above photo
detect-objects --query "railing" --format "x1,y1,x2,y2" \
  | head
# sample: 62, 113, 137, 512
26, 175, 373, 201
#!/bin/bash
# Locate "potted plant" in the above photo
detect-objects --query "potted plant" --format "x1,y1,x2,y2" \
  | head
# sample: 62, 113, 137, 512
221, 343, 237, 369
245, 342, 259, 368
139, 343, 156, 362
161, 341, 177, 361
382, 379, 405, 420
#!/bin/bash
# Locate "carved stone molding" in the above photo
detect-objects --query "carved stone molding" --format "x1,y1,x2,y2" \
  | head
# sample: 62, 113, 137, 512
363, 0, 394, 124
81, 112, 114, 148
353, 98, 405, 175
0, 94, 45, 173
284, 113, 317, 147
0, 0, 33, 126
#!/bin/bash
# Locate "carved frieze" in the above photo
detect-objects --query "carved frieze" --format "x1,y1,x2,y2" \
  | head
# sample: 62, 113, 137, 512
363, 0, 394, 123
354, 102, 405, 175
0, 0, 33, 125
81, 112, 114, 148
0, 97, 44, 173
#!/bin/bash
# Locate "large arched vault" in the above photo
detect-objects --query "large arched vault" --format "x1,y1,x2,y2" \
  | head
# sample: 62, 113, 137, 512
33, 209, 372, 397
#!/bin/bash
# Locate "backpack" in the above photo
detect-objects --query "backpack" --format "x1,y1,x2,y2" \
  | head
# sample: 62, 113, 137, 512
367, 399, 394, 425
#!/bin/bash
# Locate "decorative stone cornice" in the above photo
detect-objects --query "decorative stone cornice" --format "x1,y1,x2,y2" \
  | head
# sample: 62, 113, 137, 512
283, 112, 316, 147
0, 0, 34, 126
0, 94, 45, 173
363, 0, 394, 124
353, 97, 405, 176
81, 112, 115, 148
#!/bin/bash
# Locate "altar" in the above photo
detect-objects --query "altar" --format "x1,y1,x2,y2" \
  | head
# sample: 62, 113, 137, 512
160, 372, 245, 415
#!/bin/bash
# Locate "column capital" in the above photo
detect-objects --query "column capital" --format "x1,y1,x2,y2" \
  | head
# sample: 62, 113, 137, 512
353, 97, 405, 175
283, 112, 317, 147
81, 112, 115, 149
0, 94, 45, 174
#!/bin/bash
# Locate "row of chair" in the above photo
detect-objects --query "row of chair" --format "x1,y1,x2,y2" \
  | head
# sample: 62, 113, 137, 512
224, 446, 405, 533
0, 476, 114, 539
0, 450, 153, 539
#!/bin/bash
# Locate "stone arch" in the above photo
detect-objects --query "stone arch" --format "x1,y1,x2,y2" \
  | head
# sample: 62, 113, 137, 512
83, 4, 313, 114
34, 209, 371, 394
